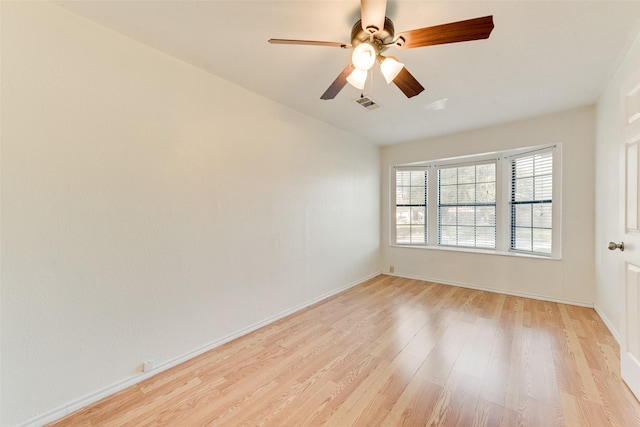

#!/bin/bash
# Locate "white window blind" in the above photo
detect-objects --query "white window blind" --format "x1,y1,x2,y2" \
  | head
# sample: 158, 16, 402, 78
510, 150, 553, 254
395, 169, 427, 244
438, 163, 496, 248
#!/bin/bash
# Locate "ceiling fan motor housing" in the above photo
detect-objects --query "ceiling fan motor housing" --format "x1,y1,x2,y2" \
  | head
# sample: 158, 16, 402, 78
351, 17, 395, 52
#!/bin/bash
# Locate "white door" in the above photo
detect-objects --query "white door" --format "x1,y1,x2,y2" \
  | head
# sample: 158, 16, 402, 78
621, 65, 640, 400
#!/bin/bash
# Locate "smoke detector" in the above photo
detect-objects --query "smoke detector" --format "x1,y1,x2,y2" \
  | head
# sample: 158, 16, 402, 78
424, 98, 448, 111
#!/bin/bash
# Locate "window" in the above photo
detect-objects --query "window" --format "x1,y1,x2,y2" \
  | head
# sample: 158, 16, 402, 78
438, 163, 496, 248
510, 151, 553, 254
395, 169, 427, 244
392, 145, 560, 258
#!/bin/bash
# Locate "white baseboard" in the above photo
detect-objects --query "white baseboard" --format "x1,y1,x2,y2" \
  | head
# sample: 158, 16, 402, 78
593, 303, 621, 344
384, 272, 594, 308
18, 271, 381, 427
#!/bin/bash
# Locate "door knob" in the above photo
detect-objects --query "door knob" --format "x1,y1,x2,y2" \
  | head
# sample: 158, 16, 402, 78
608, 241, 625, 251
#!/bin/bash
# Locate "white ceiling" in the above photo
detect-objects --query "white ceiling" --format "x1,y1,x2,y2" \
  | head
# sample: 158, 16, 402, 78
55, 1, 640, 146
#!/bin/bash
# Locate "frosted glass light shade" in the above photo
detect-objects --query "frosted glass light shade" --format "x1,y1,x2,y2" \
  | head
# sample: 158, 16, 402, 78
346, 68, 367, 90
351, 43, 376, 71
380, 56, 404, 84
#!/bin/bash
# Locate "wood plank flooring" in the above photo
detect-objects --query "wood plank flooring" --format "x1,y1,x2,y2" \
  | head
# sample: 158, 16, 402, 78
49, 275, 640, 426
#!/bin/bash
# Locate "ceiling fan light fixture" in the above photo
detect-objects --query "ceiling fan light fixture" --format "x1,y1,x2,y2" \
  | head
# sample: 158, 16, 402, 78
380, 56, 404, 84
351, 42, 377, 71
346, 68, 368, 90
269, 2, 494, 101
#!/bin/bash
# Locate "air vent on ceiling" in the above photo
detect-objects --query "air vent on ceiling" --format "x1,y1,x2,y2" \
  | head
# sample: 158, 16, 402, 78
354, 95, 380, 110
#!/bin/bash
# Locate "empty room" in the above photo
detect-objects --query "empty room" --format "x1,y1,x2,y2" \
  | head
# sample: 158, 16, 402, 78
3, 1, 640, 426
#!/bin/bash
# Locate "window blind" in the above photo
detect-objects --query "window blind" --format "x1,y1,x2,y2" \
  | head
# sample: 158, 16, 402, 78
510, 150, 553, 254
395, 169, 427, 244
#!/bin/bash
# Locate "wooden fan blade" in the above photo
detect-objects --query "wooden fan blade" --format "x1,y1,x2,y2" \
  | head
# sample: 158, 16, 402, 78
395, 16, 494, 49
361, 0, 387, 34
321, 63, 355, 100
393, 67, 425, 98
268, 39, 351, 48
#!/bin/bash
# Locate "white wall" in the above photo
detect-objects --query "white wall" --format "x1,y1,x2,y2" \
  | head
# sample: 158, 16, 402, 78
0, 2, 380, 425
381, 107, 596, 305
595, 32, 640, 340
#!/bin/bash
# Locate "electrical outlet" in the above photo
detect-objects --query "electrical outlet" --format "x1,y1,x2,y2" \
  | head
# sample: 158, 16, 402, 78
142, 360, 155, 373
389, 266, 395, 273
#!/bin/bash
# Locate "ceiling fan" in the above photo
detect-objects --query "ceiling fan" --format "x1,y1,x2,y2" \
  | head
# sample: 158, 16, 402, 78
268, 0, 494, 100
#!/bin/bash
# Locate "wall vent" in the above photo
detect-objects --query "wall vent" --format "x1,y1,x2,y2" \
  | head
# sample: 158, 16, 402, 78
354, 96, 380, 110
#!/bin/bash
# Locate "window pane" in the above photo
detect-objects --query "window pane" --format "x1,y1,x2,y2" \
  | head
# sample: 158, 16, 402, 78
458, 166, 476, 184
514, 156, 533, 178
410, 186, 425, 205
440, 185, 457, 204
439, 225, 457, 245
396, 187, 410, 205
513, 228, 533, 251
458, 207, 475, 226
476, 206, 495, 226
532, 203, 552, 228
476, 163, 495, 183
410, 171, 425, 185
514, 177, 534, 201
439, 207, 457, 226
396, 225, 411, 244
439, 168, 457, 185
396, 171, 410, 186
535, 175, 552, 200
457, 184, 476, 204
476, 182, 495, 203
411, 207, 425, 225
514, 204, 532, 227
457, 226, 475, 246
437, 163, 496, 249
535, 152, 552, 173
476, 227, 496, 248
396, 207, 410, 224
533, 228, 552, 253
410, 226, 426, 244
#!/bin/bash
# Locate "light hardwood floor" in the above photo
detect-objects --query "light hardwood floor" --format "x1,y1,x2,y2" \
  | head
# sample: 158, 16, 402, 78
49, 275, 640, 426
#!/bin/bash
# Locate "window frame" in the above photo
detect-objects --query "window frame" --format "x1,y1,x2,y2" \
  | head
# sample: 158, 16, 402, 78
390, 144, 562, 259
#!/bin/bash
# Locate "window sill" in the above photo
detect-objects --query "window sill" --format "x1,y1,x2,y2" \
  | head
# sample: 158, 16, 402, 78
389, 244, 560, 260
